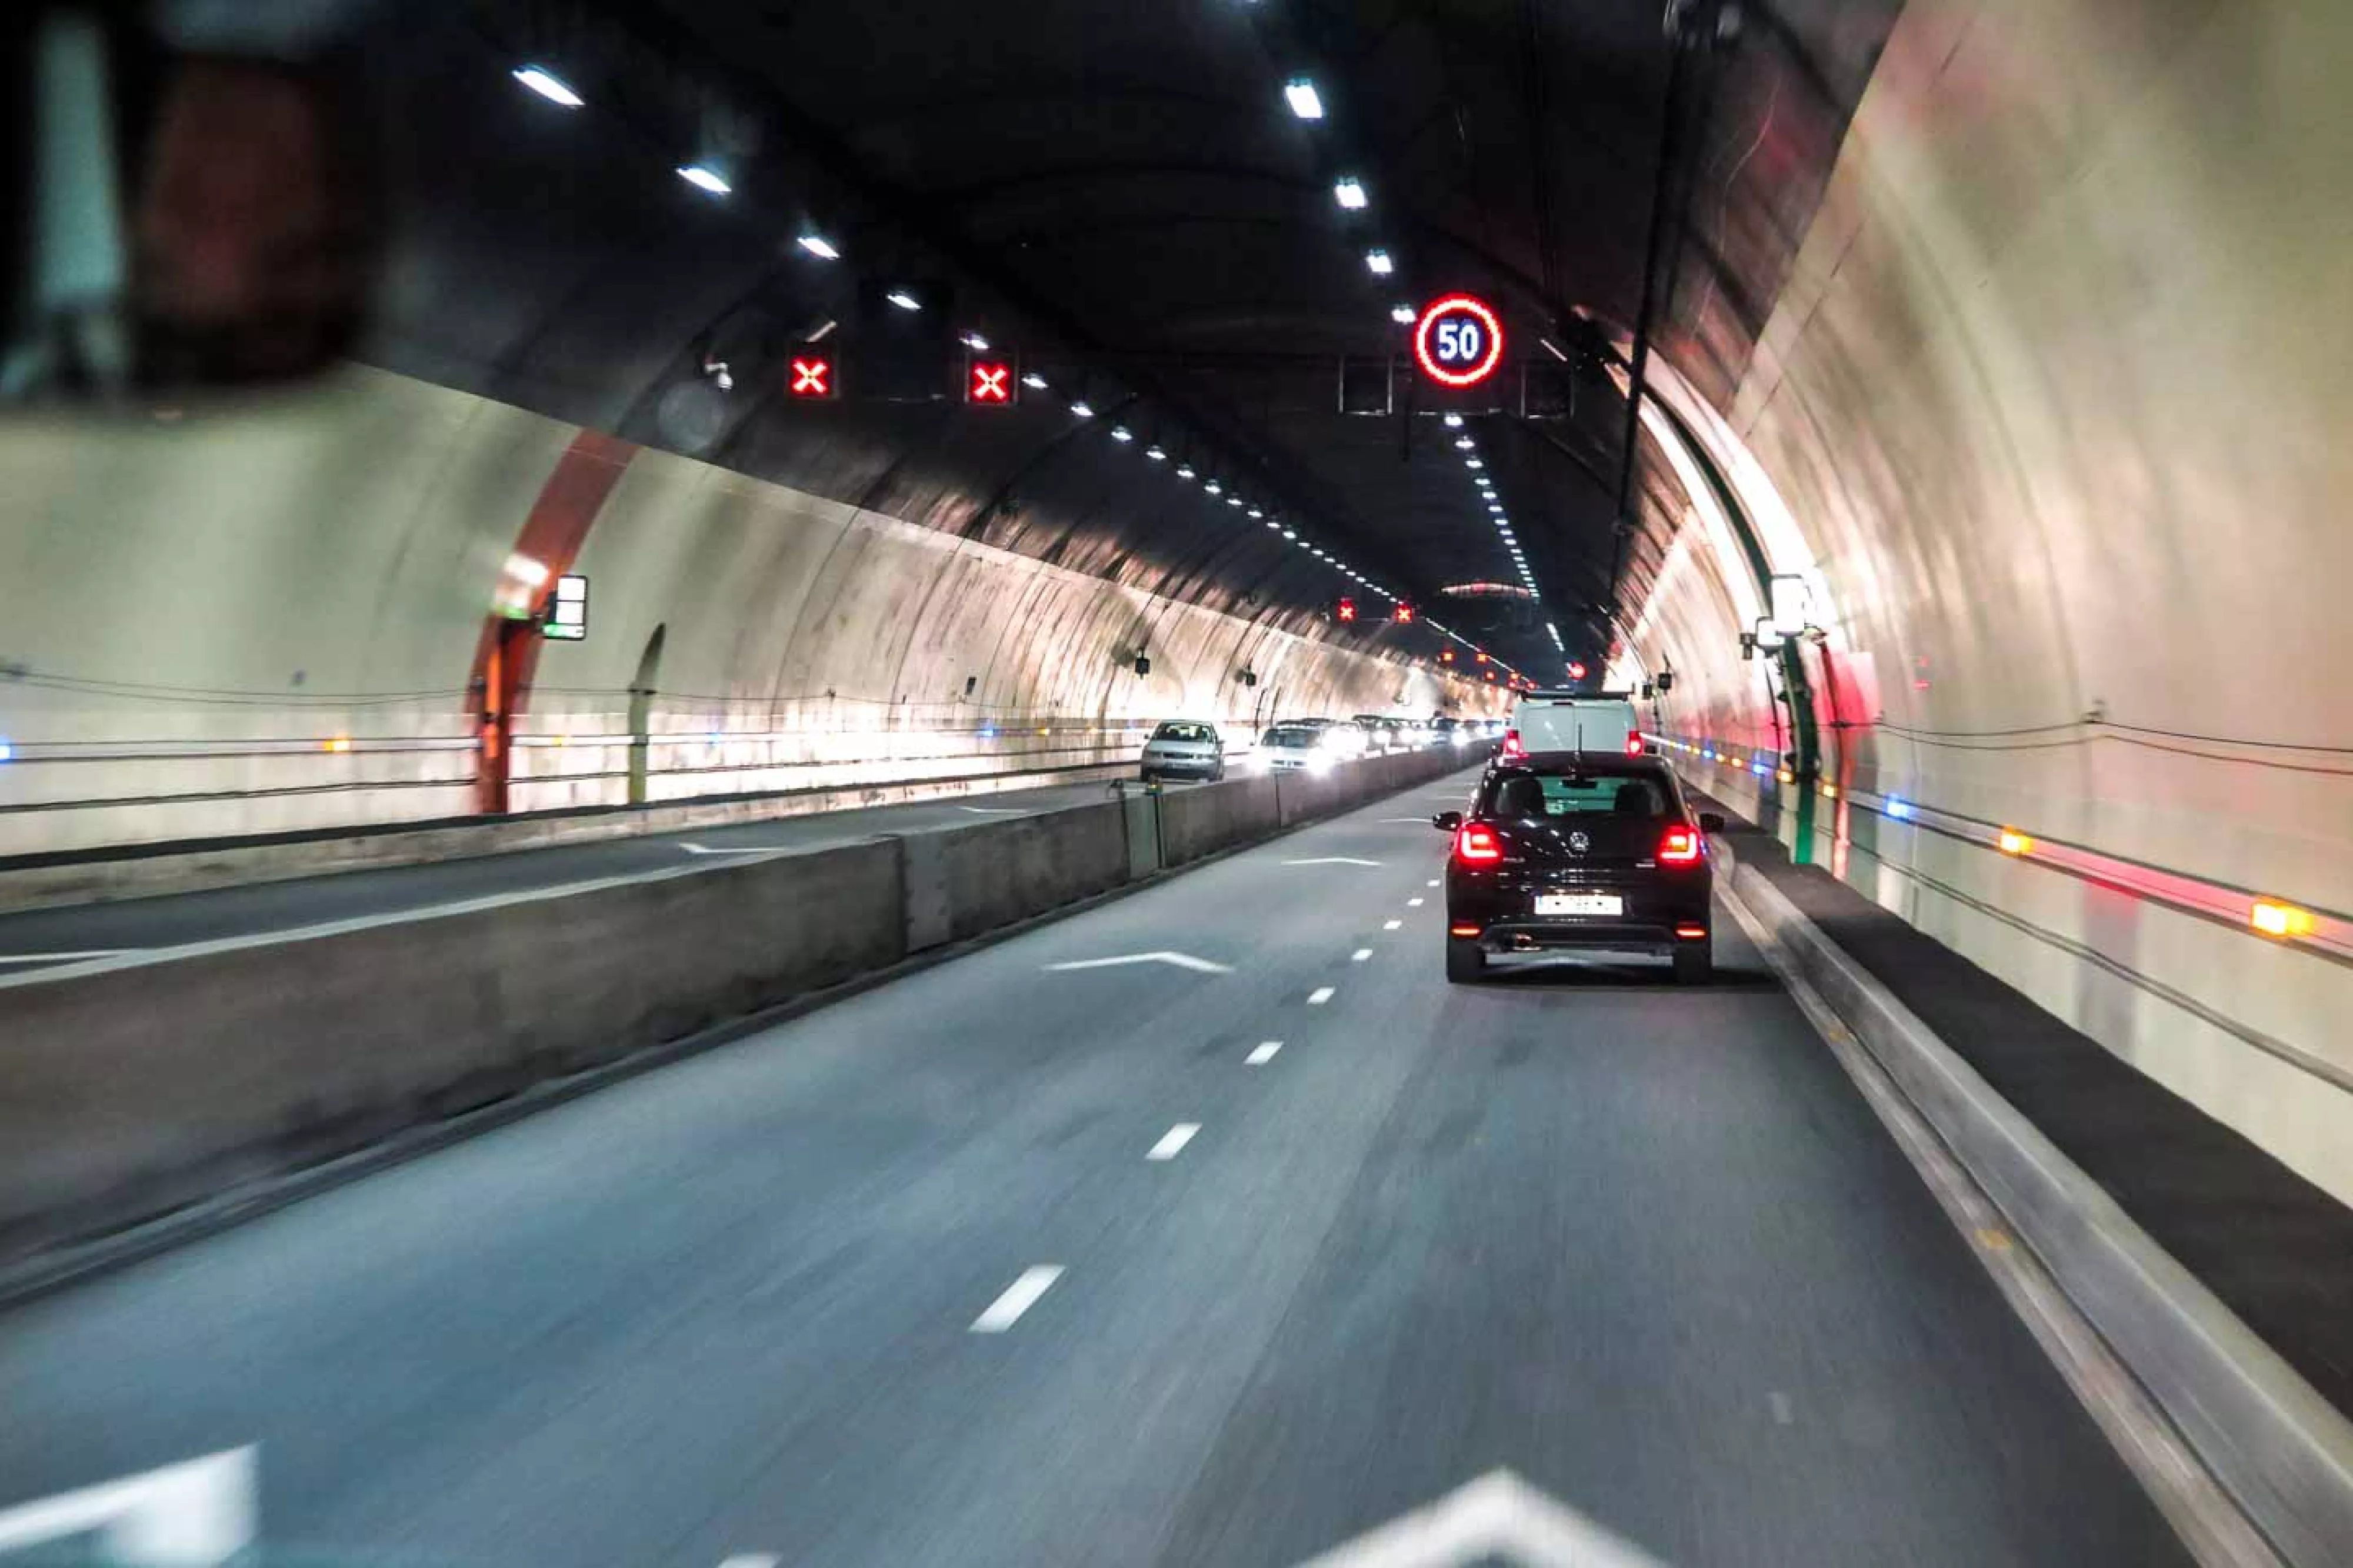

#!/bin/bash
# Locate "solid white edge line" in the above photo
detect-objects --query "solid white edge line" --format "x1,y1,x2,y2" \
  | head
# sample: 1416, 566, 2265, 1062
1246, 1041, 1282, 1065
0, 950, 131, 964
1718, 885, 2279, 1568
1307, 986, 1335, 1005
1146, 1123, 1201, 1160
970, 1266, 1065, 1333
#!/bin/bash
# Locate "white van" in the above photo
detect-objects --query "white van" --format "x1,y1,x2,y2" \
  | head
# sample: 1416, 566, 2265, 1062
1504, 690, 1644, 760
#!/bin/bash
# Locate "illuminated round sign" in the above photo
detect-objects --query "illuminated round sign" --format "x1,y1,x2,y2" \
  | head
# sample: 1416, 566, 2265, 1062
1412, 293, 1505, 388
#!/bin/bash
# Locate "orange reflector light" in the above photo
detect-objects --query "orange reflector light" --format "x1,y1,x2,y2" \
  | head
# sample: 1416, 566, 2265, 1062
1777, 769, 1795, 785
1674, 924, 1708, 940
1821, 782, 1839, 799
324, 735, 351, 753
1997, 829, 2034, 855
1448, 923, 1482, 938
2251, 900, 2314, 939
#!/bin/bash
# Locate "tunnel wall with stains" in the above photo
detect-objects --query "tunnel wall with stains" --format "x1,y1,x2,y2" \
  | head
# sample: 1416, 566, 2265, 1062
0, 365, 1469, 856
1622, 0, 2353, 1200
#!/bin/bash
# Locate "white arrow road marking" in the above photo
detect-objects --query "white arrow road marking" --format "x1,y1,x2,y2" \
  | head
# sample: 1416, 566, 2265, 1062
1044, 951, 1234, 975
678, 842, 796, 855
0, 950, 131, 965
970, 1266, 1065, 1333
1292, 1467, 1670, 1567
0, 1447, 257, 1568
1247, 1041, 1283, 1065
1146, 1123, 1201, 1160
1284, 857, 1384, 867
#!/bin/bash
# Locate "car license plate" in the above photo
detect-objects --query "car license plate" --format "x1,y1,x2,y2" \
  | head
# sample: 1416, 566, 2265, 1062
1535, 893, 1621, 916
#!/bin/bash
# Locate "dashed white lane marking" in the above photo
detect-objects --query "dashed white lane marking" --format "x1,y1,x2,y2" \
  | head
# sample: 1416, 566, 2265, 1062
1383, 919, 1402, 930
1308, 986, 1336, 1005
970, 1266, 1065, 1333
718, 1555, 779, 1568
1284, 857, 1384, 867
1768, 1392, 1793, 1426
1351, 949, 1373, 962
1247, 1041, 1283, 1065
1426, 879, 1440, 888
1146, 1123, 1202, 1161
0, 950, 131, 965
1407, 897, 1425, 908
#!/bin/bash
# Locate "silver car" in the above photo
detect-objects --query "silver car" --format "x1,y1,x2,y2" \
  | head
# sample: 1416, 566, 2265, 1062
1141, 720, 1225, 782
1254, 724, 1338, 775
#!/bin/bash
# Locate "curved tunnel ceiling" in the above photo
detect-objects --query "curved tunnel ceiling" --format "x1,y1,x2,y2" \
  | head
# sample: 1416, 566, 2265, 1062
377, 0, 1899, 676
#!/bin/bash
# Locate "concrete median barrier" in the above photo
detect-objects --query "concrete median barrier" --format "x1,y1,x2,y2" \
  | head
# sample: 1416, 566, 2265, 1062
1156, 776, 1282, 868
899, 802, 1130, 950
0, 840, 905, 1269
0, 748, 1477, 1283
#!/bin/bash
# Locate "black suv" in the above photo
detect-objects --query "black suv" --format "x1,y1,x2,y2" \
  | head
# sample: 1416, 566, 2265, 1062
1432, 754, 1724, 984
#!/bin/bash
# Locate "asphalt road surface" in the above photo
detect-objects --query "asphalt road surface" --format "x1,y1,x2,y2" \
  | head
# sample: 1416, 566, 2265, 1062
0, 780, 2190, 1567
0, 776, 1155, 971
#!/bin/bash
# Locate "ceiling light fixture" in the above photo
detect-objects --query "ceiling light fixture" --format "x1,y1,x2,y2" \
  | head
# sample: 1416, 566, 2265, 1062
1443, 413, 1463, 429
1111, 425, 1135, 442
796, 233, 840, 260
676, 165, 731, 196
1021, 371, 1048, 389
961, 332, 989, 351
1284, 78, 1325, 119
1145, 445, 1167, 461
1365, 249, 1394, 276
1333, 177, 1368, 210
512, 66, 582, 107
1069, 400, 1095, 418
885, 289, 921, 311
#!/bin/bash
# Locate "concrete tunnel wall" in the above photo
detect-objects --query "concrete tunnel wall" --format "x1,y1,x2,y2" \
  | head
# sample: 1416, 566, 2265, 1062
1620, 0, 2353, 1202
0, 363, 1473, 856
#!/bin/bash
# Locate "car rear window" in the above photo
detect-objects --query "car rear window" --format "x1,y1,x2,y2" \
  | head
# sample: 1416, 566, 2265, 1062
1485, 766, 1672, 819
1152, 723, 1214, 742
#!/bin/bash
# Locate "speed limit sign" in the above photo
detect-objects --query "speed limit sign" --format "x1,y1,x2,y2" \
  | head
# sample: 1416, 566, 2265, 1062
1412, 294, 1505, 388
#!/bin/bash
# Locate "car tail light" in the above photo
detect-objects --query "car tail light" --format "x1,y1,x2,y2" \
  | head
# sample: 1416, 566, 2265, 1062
1625, 733, 1644, 756
1499, 728, 1527, 760
1675, 923, 1708, 940
1658, 823, 1703, 864
1454, 823, 1504, 863
1448, 923, 1483, 938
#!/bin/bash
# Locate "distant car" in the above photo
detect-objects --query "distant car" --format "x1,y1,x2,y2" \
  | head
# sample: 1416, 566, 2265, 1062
1504, 690, 1642, 762
1255, 724, 1338, 774
1433, 753, 1724, 985
1349, 715, 1396, 754
1140, 720, 1225, 782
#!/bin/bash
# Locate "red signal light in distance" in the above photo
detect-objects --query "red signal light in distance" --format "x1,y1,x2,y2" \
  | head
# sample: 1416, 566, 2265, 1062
1439, 647, 1454, 664
789, 356, 835, 399
967, 357, 1015, 405
1474, 649, 1488, 664
1337, 596, 1358, 623
1393, 602, 1415, 624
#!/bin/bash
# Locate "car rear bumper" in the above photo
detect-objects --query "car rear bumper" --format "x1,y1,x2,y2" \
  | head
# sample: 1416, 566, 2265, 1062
1142, 758, 1221, 777
1446, 875, 1711, 955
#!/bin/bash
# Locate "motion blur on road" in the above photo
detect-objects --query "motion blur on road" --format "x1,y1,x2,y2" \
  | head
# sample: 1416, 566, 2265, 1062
5, 2, 2353, 1566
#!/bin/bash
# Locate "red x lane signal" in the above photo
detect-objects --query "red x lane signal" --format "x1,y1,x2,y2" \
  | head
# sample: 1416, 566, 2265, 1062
966, 356, 1017, 405
789, 355, 836, 399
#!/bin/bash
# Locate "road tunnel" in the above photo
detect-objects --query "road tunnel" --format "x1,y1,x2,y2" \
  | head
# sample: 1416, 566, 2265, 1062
3, 1, 2351, 1563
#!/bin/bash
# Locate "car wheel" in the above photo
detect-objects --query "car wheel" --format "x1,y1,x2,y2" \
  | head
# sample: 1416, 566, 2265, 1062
1445, 937, 1486, 983
1211, 763, 1225, 782
1672, 944, 1713, 986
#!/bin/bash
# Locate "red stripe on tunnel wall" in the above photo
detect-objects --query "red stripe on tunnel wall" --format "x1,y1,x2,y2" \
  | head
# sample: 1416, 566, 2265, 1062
471, 430, 638, 813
